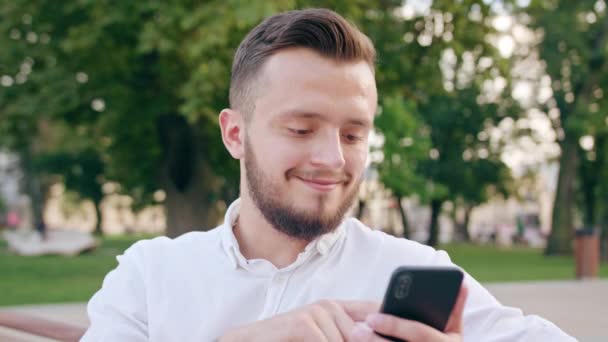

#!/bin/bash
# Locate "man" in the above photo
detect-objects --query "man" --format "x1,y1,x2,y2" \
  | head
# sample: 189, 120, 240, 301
82, 9, 574, 341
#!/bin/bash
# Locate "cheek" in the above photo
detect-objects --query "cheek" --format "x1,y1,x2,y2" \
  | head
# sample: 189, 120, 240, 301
344, 148, 368, 176
257, 139, 308, 178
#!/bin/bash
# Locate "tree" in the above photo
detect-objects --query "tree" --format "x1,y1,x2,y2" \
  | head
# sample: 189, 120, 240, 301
1, 2, 287, 237
0, 72, 49, 235
523, 0, 608, 254
3, 1, 428, 237
365, 1, 516, 246
36, 148, 105, 235
374, 95, 429, 238
417, 86, 514, 246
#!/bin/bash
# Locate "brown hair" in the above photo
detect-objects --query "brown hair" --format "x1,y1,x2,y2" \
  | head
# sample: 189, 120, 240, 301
229, 8, 376, 117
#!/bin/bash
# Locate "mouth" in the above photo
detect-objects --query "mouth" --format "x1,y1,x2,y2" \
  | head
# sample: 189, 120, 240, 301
296, 177, 343, 192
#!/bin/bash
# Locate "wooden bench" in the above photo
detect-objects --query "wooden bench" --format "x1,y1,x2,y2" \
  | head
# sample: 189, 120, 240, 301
0, 310, 87, 341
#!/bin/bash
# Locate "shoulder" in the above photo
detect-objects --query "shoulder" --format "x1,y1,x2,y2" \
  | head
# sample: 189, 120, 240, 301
342, 217, 453, 266
119, 228, 223, 269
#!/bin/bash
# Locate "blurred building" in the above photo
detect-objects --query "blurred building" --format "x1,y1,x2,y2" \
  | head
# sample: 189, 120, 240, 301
468, 162, 558, 247
353, 162, 558, 247
354, 167, 455, 244
7, 154, 559, 242
44, 183, 165, 235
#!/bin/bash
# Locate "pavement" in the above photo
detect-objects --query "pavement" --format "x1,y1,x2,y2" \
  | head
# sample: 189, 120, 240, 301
484, 279, 608, 341
1, 279, 606, 341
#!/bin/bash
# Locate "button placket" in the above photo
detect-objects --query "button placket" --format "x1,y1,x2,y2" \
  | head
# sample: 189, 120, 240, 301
258, 272, 291, 319
273, 274, 287, 284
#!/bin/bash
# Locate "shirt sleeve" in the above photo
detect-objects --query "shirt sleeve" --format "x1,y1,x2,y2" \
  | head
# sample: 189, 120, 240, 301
81, 241, 149, 341
432, 250, 576, 342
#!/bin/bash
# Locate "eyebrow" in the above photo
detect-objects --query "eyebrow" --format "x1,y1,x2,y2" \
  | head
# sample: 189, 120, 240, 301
277, 110, 373, 128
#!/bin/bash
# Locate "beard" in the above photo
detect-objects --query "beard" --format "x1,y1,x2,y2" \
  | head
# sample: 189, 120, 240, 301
244, 139, 361, 241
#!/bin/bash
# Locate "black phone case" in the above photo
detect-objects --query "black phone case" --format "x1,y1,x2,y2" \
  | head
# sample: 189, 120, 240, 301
378, 267, 464, 342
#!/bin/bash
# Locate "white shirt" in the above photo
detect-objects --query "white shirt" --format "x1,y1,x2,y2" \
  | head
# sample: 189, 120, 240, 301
82, 199, 574, 341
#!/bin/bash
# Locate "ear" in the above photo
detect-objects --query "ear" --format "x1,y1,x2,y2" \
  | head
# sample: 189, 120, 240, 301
219, 108, 245, 160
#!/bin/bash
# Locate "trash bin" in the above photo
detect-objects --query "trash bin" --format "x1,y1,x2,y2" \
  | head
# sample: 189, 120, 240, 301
574, 227, 600, 279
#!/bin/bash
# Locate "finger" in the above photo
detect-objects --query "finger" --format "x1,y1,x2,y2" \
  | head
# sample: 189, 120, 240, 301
309, 322, 332, 342
329, 303, 358, 341
311, 305, 344, 342
365, 313, 445, 341
338, 301, 381, 321
444, 285, 469, 334
350, 322, 391, 342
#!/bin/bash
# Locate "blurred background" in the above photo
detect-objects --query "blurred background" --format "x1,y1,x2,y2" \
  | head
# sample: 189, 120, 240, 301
1, 0, 607, 340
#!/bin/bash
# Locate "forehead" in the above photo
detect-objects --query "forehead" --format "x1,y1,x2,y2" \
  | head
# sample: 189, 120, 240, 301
252, 48, 377, 125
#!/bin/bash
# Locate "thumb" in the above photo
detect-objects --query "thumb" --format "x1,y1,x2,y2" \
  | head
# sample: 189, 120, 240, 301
444, 285, 468, 334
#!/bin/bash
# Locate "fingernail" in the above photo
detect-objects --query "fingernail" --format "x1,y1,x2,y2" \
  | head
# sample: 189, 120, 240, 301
351, 324, 373, 339
365, 313, 383, 327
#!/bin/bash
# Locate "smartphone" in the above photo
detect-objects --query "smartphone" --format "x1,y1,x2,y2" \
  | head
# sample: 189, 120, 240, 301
377, 266, 464, 341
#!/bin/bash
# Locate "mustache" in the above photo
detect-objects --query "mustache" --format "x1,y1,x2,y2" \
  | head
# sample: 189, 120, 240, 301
287, 169, 351, 182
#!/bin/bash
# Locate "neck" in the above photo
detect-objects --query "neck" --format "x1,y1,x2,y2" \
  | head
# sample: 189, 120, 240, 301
233, 197, 310, 269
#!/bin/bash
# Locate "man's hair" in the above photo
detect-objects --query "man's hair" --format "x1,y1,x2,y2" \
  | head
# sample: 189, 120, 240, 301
229, 8, 376, 118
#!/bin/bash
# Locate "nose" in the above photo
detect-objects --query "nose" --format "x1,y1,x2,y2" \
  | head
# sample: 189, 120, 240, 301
309, 129, 346, 170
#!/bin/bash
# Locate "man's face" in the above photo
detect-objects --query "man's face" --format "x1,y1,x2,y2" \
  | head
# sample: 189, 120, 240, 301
243, 48, 377, 240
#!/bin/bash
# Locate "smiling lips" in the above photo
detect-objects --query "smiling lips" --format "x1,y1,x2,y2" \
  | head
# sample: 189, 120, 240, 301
296, 177, 344, 192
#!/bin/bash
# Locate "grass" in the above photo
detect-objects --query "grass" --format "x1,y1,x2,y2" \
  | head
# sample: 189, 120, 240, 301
0, 233, 154, 306
441, 243, 608, 283
0, 234, 606, 306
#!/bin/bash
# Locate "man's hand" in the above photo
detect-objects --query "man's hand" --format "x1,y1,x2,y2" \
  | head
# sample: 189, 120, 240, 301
219, 300, 379, 341
350, 286, 469, 342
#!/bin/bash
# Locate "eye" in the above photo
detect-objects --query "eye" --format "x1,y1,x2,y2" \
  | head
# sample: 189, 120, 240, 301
288, 128, 311, 136
343, 134, 363, 143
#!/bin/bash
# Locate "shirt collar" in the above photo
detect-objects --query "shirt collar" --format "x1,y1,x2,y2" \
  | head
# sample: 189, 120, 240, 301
219, 199, 242, 269
219, 198, 346, 270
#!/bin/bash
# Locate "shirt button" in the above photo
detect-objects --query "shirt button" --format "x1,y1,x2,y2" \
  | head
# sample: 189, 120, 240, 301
274, 275, 287, 284
318, 240, 329, 254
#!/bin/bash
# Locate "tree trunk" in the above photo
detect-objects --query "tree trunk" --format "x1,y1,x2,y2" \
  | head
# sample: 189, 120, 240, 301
93, 198, 104, 236
546, 138, 579, 255
355, 198, 366, 220
461, 204, 472, 242
452, 204, 472, 242
426, 199, 443, 247
158, 114, 225, 238
162, 161, 224, 237
600, 203, 608, 262
20, 145, 46, 237
396, 196, 410, 239
595, 135, 608, 261
578, 144, 599, 229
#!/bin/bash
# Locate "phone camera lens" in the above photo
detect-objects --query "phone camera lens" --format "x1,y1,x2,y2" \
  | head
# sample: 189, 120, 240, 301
394, 273, 413, 299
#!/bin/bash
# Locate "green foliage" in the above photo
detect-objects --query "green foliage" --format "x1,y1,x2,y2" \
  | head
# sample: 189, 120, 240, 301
524, 0, 608, 254
0, 1, 271, 211
35, 148, 104, 204
0, 1, 518, 235
418, 86, 514, 205
369, 1, 515, 212
375, 95, 430, 199
528, 0, 608, 137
